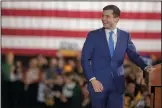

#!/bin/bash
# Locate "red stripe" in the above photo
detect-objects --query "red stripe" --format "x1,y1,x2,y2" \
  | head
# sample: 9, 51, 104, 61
2, 28, 161, 39
2, 8, 160, 20
2, 48, 161, 58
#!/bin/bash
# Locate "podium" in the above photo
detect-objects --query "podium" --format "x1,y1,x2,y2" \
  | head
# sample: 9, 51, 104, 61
149, 64, 161, 108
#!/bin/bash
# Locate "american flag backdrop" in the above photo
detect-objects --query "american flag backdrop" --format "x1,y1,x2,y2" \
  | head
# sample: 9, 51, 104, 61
1, 2, 161, 58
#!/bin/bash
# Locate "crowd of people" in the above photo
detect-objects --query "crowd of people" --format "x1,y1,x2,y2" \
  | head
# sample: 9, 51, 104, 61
2, 51, 160, 108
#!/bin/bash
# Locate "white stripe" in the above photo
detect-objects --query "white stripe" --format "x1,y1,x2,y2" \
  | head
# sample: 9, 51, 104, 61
2, 36, 85, 50
132, 39, 161, 52
2, 36, 161, 52
2, 2, 161, 13
2, 16, 160, 32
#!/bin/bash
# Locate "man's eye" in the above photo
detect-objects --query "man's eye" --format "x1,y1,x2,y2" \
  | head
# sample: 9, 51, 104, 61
102, 15, 110, 18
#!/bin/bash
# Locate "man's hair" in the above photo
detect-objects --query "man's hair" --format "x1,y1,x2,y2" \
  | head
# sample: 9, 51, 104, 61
127, 80, 136, 85
103, 5, 120, 17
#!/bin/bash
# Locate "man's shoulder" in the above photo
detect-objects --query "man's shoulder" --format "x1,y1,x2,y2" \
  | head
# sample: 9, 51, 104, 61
118, 28, 130, 35
88, 27, 103, 34
89, 28, 130, 34
85, 28, 103, 40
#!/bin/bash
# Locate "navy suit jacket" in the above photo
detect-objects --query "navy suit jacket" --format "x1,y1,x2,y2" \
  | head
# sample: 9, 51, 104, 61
81, 27, 147, 94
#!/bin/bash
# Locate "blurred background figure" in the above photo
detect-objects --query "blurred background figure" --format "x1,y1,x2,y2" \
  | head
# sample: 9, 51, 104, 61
62, 73, 82, 108
44, 57, 58, 86
37, 54, 48, 71
2, 52, 15, 108
23, 58, 42, 108
10, 60, 24, 108
1, 1, 161, 108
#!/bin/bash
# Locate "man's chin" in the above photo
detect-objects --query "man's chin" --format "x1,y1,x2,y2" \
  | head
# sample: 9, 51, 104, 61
103, 26, 110, 29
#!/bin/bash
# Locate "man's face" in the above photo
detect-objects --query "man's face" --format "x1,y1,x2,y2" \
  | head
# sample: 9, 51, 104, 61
101, 10, 119, 29
50, 58, 57, 66
29, 59, 38, 68
144, 96, 151, 106
127, 83, 135, 94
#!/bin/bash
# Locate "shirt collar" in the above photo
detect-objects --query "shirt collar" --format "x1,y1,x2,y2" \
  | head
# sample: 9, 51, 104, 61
105, 28, 117, 35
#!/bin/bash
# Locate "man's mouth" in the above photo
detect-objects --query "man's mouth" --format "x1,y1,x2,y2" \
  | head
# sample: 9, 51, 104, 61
103, 23, 108, 25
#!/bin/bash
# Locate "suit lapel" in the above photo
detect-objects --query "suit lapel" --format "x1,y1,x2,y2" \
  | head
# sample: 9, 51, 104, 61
112, 28, 123, 60
100, 27, 111, 59
100, 28, 123, 60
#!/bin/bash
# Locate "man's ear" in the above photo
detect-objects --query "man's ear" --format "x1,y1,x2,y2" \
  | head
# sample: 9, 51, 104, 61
115, 17, 120, 23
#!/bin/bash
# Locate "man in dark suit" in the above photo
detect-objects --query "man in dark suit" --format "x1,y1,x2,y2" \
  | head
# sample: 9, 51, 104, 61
81, 5, 154, 108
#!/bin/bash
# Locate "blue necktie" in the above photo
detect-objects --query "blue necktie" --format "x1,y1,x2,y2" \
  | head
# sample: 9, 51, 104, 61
108, 31, 114, 57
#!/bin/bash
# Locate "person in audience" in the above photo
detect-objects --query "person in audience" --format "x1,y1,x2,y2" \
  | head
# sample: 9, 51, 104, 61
37, 54, 48, 70
11, 60, 25, 108
136, 86, 150, 108
125, 81, 136, 107
57, 58, 65, 74
62, 73, 83, 108
144, 94, 151, 108
2, 52, 15, 108
52, 75, 65, 108
44, 57, 58, 86
23, 58, 43, 107
82, 82, 91, 108
68, 59, 78, 73
135, 70, 146, 96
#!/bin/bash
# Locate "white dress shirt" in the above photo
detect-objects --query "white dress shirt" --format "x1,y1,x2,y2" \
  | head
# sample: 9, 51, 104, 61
89, 28, 118, 82
105, 28, 118, 49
